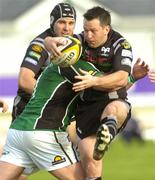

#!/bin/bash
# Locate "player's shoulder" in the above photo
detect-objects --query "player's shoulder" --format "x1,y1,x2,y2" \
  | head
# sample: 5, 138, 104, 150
110, 29, 131, 49
30, 28, 53, 44
73, 32, 84, 44
110, 29, 125, 41
28, 28, 54, 52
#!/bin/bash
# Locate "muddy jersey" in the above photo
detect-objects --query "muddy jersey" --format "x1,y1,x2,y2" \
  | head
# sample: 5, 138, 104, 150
10, 60, 101, 131
74, 29, 133, 101
12, 29, 54, 120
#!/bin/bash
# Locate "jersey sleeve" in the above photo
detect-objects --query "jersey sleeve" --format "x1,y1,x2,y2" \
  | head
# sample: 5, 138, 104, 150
73, 32, 84, 45
21, 40, 49, 75
112, 39, 133, 74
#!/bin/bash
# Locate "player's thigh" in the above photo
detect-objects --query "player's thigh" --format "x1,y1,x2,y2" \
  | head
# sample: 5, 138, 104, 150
78, 135, 96, 159
67, 120, 77, 145
49, 162, 85, 180
0, 161, 24, 180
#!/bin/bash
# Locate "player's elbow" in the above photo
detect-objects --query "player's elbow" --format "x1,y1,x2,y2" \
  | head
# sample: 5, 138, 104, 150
18, 77, 29, 92
18, 67, 36, 94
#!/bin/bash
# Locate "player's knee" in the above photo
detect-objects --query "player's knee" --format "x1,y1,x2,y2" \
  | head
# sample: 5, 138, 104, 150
105, 104, 117, 116
102, 101, 129, 128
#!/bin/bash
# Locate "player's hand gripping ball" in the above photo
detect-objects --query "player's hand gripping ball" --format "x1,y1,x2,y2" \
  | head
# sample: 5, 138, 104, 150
51, 36, 82, 67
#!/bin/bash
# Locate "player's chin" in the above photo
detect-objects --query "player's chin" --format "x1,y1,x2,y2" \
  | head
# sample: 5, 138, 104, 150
87, 42, 98, 48
62, 32, 73, 36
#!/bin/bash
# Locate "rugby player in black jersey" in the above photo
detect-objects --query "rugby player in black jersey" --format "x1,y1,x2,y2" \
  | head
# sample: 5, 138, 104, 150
44, 6, 149, 180
72, 7, 149, 180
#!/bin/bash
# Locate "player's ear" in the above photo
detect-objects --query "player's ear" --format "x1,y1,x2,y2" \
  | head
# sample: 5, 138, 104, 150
104, 25, 110, 35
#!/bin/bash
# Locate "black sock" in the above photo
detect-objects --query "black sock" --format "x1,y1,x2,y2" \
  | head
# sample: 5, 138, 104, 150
100, 116, 117, 140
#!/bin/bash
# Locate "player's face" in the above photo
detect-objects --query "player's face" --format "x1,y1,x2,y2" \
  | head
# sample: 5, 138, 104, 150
54, 18, 75, 37
83, 18, 110, 48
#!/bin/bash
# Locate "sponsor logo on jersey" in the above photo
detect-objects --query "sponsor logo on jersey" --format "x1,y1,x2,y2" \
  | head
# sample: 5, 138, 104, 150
25, 57, 38, 65
32, 45, 43, 53
121, 58, 132, 66
122, 49, 133, 59
52, 155, 66, 165
121, 40, 131, 49
29, 51, 41, 60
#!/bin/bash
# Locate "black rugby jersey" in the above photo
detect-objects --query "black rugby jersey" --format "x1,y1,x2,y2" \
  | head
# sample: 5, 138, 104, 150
75, 29, 133, 101
12, 29, 55, 121
18, 29, 54, 101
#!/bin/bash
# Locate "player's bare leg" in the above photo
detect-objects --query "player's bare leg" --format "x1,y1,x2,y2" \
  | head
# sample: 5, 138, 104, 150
78, 136, 103, 179
67, 120, 77, 145
49, 162, 85, 180
93, 100, 130, 160
0, 161, 24, 180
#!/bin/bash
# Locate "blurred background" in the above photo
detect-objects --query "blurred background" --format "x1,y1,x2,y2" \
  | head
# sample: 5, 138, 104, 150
0, 0, 155, 179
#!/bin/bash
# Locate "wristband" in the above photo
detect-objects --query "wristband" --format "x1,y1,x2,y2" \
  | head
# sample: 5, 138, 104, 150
128, 75, 136, 84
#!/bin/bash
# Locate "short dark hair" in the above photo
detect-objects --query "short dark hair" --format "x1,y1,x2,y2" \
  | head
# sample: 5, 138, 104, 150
83, 6, 111, 26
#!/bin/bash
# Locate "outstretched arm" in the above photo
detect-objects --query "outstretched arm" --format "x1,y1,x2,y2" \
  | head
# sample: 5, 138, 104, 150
72, 69, 128, 92
72, 58, 149, 92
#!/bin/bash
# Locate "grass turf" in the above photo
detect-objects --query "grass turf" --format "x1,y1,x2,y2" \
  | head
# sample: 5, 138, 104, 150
28, 138, 155, 180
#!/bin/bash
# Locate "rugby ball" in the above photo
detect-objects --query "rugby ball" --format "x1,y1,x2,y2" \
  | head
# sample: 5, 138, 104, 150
51, 36, 82, 67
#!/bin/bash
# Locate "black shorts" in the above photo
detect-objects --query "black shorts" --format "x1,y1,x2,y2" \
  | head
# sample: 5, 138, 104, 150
76, 99, 131, 139
11, 96, 29, 122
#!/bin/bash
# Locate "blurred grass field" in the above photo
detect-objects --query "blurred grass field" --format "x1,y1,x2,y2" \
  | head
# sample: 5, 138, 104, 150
28, 138, 155, 180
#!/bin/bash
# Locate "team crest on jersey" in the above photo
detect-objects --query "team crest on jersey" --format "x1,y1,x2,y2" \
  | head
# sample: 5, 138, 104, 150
52, 155, 66, 165
32, 45, 43, 53
101, 47, 110, 56
121, 40, 131, 49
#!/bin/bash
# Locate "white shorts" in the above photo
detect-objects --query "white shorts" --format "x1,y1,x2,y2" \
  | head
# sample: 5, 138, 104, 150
0, 129, 79, 175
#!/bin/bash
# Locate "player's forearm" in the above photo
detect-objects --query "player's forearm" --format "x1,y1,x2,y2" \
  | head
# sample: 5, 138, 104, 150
92, 71, 128, 90
19, 79, 36, 94
18, 67, 36, 94
73, 70, 128, 92
21, 83, 35, 94
18, 75, 36, 94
